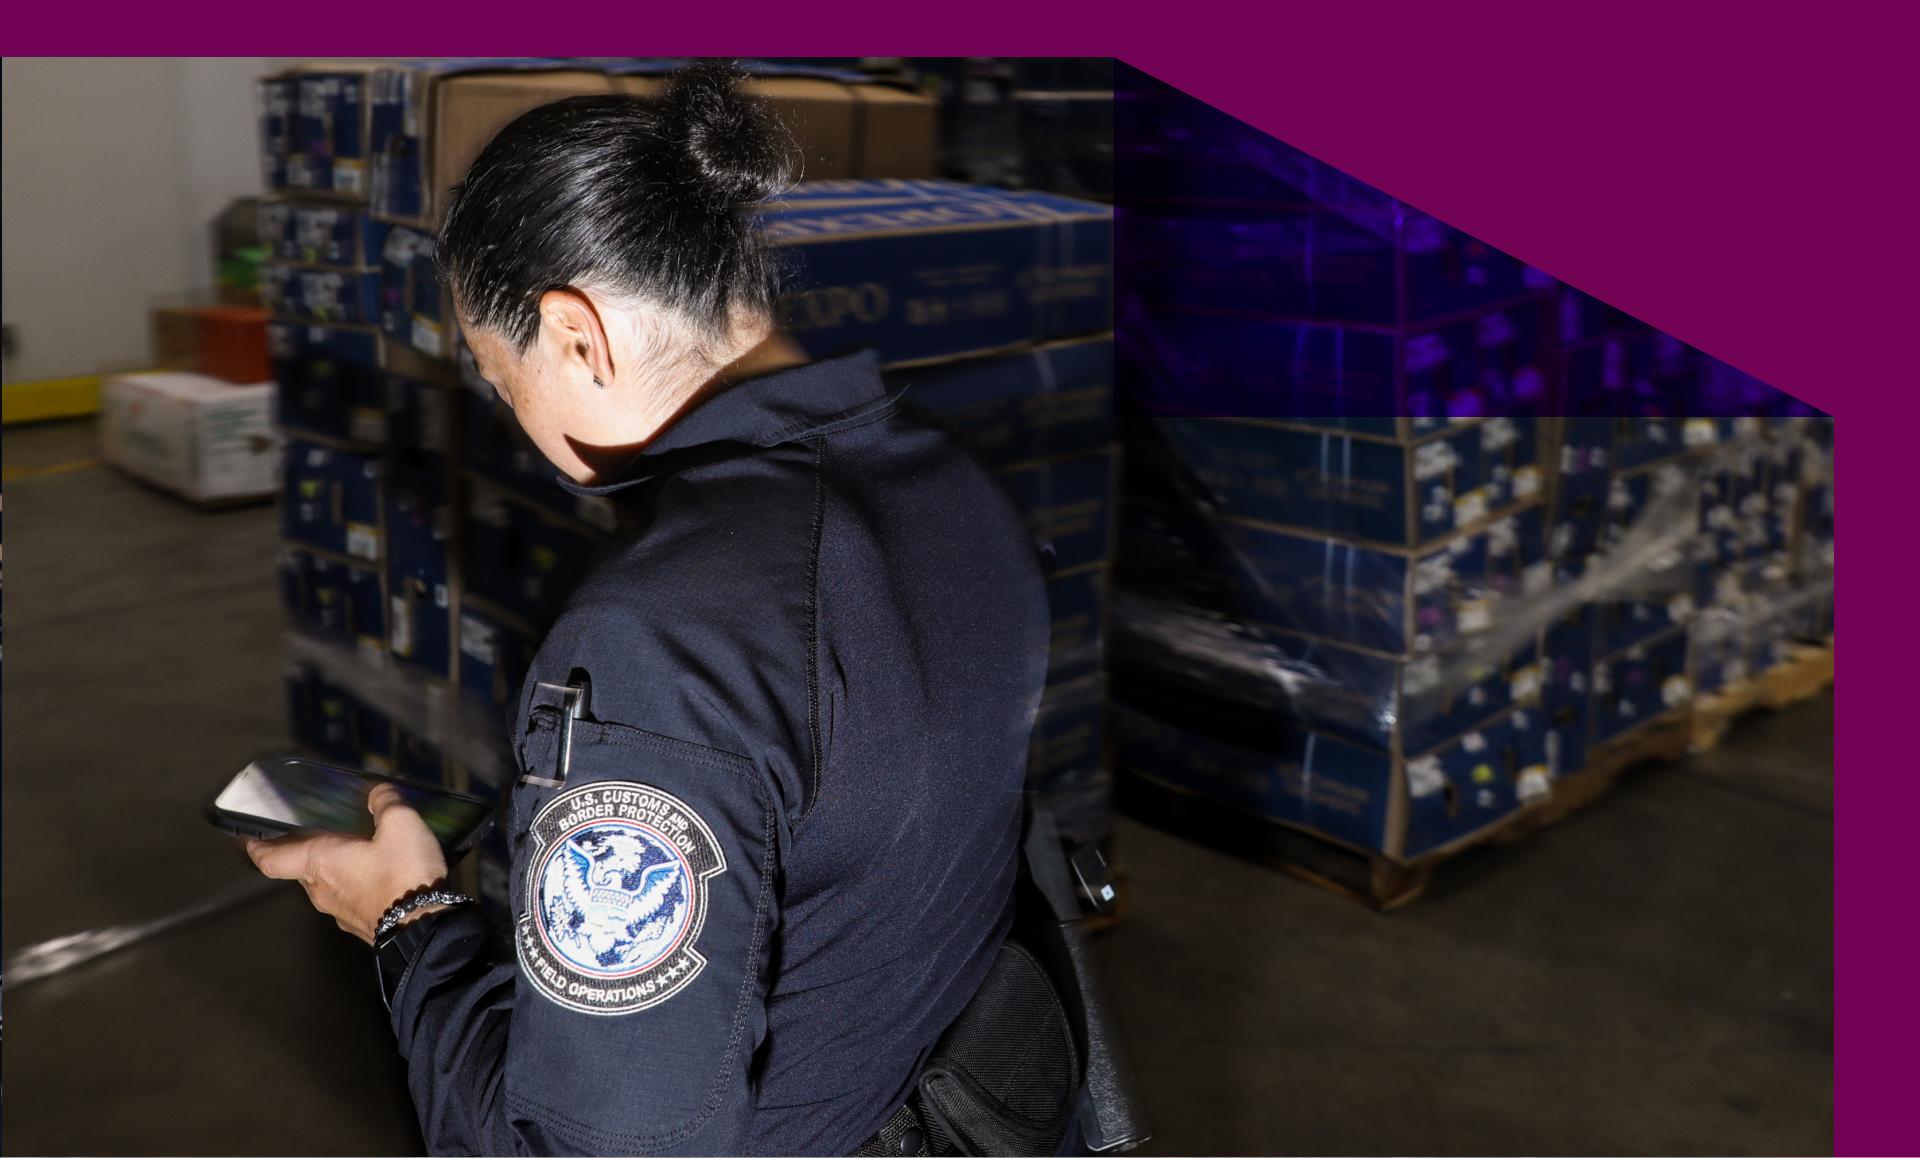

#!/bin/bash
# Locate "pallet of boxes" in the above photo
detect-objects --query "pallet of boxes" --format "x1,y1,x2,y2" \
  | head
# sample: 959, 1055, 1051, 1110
257, 60, 1122, 929
1105, 100, 1835, 908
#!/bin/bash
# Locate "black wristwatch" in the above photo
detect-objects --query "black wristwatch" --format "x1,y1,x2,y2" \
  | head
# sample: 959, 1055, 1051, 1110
373, 891, 473, 1011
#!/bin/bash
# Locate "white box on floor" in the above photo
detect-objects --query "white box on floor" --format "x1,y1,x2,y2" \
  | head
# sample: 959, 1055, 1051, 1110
99, 372, 281, 503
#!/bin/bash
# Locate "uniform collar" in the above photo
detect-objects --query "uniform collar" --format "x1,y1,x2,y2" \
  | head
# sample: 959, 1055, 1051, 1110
559, 349, 894, 497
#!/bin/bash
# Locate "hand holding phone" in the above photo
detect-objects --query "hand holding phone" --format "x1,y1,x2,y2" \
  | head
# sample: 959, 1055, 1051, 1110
210, 756, 494, 855
215, 757, 491, 944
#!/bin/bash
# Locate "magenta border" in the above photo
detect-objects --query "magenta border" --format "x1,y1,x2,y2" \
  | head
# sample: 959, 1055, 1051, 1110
3, 9, 1893, 1152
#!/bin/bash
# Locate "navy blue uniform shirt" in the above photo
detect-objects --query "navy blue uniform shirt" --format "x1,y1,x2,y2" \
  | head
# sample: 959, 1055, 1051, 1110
389, 350, 1051, 1155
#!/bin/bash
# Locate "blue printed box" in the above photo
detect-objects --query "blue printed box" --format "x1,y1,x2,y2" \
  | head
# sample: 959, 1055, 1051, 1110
278, 545, 382, 655
1107, 588, 1541, 757
287, 663, 381, 765
1121, 300, 1554, 420
258, 203, 390, 267
458, 380, 622, 532
889, 335, 1114, 470
997, 450, 1114, 574
384, 373, 452, 463
1591, 625, 1692, 745
309, 553, 384, 653
261, 263, 384, 327
762, 190, 1112, 365
1119, 497, 1549, 656
458, 604, 539, 710
268, 324, 386, 444
1154, 417, 1542, 547
464, 488, 602, 631
379, 226, 454, 359
257, 77, 296, 191
1111, 697, 1554, 861
386, 466, 452, 677
281, 65, 379, 198
280, 440, 383, 562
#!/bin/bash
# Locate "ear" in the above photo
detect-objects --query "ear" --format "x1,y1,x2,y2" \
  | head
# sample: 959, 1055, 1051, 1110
536, 288, 616, 388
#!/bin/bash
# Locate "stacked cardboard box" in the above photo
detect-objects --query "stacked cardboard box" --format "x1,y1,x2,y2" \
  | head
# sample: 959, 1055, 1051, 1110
1110, 417, 1559, 862
1109, 415, 1834, 873
258, 65, 1114, 926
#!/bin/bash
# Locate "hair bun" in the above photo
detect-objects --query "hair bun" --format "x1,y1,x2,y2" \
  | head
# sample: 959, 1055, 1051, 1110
663, 60, 798, 207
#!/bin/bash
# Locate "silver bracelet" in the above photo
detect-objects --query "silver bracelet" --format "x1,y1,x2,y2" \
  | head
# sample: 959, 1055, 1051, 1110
374, 889, 474, 944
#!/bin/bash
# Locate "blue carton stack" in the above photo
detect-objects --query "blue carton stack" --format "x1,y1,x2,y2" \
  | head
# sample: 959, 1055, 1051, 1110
1109, 417, 1560, 864
1102, 65, 1836, 897
1683, 417, 1834, 699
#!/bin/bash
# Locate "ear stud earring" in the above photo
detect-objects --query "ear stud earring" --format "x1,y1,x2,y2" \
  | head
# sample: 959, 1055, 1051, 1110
593, 376, 606, 388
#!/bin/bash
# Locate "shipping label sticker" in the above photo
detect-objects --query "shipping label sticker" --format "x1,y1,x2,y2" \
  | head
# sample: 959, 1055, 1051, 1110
460, 615, 497, 664
349, 408, 389, 445
346, 523, 381, 562
390, 595, 413, 658
1407, 755, 1446, 798
1510, 664, 1543, 704
1453, 487, 1489, 527
1512, 464, 1542, 500
1414, 440, 1461, 482
411, 315, 445, 357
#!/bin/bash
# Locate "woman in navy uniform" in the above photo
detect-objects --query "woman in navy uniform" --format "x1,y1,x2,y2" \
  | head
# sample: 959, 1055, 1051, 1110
248, 61, 1050, 1155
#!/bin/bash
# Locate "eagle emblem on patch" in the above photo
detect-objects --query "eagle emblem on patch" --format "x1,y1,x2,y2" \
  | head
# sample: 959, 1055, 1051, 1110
517, 781, 726, 1015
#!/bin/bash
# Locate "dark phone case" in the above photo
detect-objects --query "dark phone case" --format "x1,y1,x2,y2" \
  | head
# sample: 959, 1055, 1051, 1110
207, 756, 495, 855
206, 805, 296, 842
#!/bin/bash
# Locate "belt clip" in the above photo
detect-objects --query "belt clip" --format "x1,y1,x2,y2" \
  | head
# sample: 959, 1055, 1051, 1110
522, 668, 592, 789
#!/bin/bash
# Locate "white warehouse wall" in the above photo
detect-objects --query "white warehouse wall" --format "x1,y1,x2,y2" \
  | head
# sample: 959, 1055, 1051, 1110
2, 58, 299, 385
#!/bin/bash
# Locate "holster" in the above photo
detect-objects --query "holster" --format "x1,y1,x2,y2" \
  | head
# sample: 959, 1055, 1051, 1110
856, 800, 1151, 1157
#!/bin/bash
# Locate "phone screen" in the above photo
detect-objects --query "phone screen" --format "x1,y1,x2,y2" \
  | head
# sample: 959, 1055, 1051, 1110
216, 758, 492, 845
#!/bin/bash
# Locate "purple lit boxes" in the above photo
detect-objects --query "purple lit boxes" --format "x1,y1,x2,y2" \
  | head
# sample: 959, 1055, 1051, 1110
1121, 204, 1540, 329
1121, 300, 1555, 420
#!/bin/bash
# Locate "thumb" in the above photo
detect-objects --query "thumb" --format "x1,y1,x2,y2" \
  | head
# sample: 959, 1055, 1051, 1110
368, 782, 414, 825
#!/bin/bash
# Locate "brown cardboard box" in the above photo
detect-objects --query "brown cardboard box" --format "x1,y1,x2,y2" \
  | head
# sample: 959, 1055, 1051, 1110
379, 69, 621, 227
847, 85, 937, 178
150, 305, 270, 383
381, 66, 938, 226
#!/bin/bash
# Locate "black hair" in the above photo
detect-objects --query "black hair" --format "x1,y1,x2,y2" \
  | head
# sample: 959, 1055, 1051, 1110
438, 60, 798, 353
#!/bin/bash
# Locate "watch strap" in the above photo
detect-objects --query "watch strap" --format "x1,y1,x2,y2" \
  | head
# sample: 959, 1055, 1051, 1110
375, 906, 454, 1011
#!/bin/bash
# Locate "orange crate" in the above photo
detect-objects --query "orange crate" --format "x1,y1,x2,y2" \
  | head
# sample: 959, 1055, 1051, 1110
195, 307, 270, 384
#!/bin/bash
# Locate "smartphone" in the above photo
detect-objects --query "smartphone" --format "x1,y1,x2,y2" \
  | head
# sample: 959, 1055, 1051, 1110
210, 756, 495, 855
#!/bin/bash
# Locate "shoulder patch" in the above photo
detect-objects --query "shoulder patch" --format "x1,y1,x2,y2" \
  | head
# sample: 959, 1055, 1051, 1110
517, 781, 728, 1015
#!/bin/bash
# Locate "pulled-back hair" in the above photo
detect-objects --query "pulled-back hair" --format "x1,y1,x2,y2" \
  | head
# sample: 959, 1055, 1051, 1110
438, 60, 798, 353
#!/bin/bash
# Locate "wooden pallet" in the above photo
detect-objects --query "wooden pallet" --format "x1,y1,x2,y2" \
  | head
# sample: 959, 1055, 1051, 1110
1689, 639, 1835, 753
1116, 707, 1695, 912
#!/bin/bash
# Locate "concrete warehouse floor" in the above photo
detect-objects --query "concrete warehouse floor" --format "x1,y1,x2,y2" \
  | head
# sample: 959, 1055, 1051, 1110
2, 418, 1833, 1156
